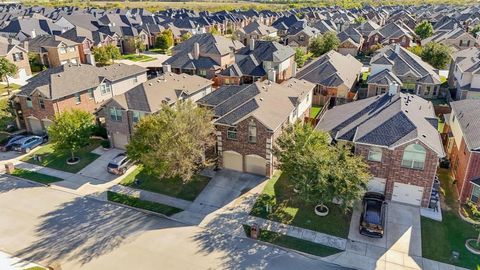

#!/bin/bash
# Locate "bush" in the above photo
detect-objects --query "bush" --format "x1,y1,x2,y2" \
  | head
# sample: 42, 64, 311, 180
101, 140, 111, 149
92, 125, 108, 139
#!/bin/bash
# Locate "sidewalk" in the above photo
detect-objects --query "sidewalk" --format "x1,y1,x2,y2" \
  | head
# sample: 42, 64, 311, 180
0, 250, 44, 270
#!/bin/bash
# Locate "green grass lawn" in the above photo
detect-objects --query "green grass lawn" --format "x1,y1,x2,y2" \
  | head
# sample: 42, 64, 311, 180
361, 71, 370, 81
310, 105, 323, 119
22, 139, 102, 173
11, 168, 63, 184
250, 171, 351, 238
438, 119, 445, 133
24, 267, 46, 270
0, 83, 21, 95
107, 191, 183, 216
243, 224, 341, 257
421, 169, 480, 269
120, 166, 211, 201
121, 54, 156, 62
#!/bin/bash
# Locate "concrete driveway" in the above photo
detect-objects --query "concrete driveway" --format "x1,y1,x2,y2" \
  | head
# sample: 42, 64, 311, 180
77, 147, 126, 181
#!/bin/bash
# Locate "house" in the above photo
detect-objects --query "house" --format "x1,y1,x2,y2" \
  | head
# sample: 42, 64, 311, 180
234, 21, 277, 45
103, 72, 213, 149
0, 38, 31, 80
364, 22, 415, 51
26, 35, 81, 68
164, 33, 244, 79
316, 90, 445, 207
14, 63, 147, 133
365, 69, 403, 98
197, 78, 315, 176
421, 27, 478, 51
295, 50, 362, 105
445, 99, 480, 204
284, 21, 321, 48
448, 47, 480, 100
369, 44, 442, 99
337, 27, 364, 56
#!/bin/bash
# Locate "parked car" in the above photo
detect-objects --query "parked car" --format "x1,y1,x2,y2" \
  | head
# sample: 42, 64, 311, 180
107, 153, 132, 175
359, 192, 387, 238
0, 135, 26, 151
11, 135, 44, 153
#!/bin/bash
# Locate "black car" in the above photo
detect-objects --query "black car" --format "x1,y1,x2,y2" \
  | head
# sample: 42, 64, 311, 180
107, 153, 132, 175
359, 192, 387, 238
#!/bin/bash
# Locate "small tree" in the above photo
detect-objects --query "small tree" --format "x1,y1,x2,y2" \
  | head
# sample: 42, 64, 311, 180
0, 57, 18, 95
48, 109, 95, 163
127, 100, 215, 180
294, 48, 308, 68
308, 32, 340, 57
409, 45, 423, 57
92, 45, 121, 66
471, 24, 480, 38
0, 99, 14, 130
354, 16, 366, 24
181, 32, 192, 42
421, 42, 451, 69
415, 20, 434, 40
133, 37, 146, 56
105, 44, 121, 63
209, 26, 219, 35
155, 29, 174, 52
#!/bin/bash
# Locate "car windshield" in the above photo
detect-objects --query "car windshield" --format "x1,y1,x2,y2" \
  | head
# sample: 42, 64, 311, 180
108, 163, 119, 169
365, 200, 382, 225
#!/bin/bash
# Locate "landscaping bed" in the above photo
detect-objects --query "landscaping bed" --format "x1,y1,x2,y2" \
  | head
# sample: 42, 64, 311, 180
242, 224, 341, 257
107, 191, 182, 216
250, 171, 351, 238
10, 168, 63, 184
22, 139, 102, 173
120, 166, 211, 201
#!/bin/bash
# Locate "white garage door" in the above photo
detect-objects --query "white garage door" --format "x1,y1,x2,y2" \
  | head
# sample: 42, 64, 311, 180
367, 177, 386, 194
27, 117, 43, 134
245, 154, 266, 176
42, 119, 53, 132
223, 151, 243, 172
112, 133, 128, 150
392, 182, 424, 206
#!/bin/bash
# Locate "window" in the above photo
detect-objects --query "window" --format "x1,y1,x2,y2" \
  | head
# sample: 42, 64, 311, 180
12, 52, 23, 61
88, 89, 94, 99
248, 120, 257, 143
26, 97, 33, 108
368, 148, 382, 162
198, 70, 207, 77
67, 46, 75, 52
467, 40, 471, 47
224, 78, 231, 85
227, 127, 237, 140
110, 107, 122, 121
74, 93, 81, 104
401, 144, 426, 170
425, 86, 431, 95
100, 82, 112, 95
433, 86, 438, 96
132, 111, 144, 123
459, 40, 463, 47
38, 97, 45, 109
59, 47, 67, 54
299, 35, 305, 42
471, 185, 480, 203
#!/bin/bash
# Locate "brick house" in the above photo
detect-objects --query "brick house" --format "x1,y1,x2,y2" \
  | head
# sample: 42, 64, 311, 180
444, 99, 480, 204
26, 35, 82, 68
447, 47, 480, 100
363, 22, 414, 51
197, 78, 315, 176
13, 63, 147, 133
102, 72, 213, 149
234, 21, 278, 46
0, 39, 32, 80
316, 91, 445, 207
421, 27, 478, 52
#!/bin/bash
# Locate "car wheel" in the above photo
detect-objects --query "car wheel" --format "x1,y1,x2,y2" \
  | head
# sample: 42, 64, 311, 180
121, 168, 127, 175
25, 147, 31, 154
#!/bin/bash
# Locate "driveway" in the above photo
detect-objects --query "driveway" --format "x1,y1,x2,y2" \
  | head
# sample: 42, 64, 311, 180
0, 175, 350, 270
77, 147, 125, 181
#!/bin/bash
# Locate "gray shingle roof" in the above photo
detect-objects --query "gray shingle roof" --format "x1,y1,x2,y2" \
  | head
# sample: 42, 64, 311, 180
450, 99, 480, 150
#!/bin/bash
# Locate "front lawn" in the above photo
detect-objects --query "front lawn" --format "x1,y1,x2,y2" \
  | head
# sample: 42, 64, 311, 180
120, 166, 210, 201
310, 105, 323, 119
10, 168, 63, 184
120, 54, 155, 62
250, 171, 351, 238
22, 139, 102, 173
0, 83, 21, 95
243, 224, 341, 257
107, 191, 183, 216
421, 169, 480, 269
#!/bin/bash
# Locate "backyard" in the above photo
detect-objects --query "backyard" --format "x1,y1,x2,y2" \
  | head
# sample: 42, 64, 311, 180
250, 171, 351, 238
22, 139, 102, 173
421, 169, 480, 269
310, 105, 323, 119
120, 166, 211, 201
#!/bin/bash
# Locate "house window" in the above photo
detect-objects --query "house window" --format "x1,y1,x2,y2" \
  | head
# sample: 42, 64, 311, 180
425, 86, 431, 95
67, 46, 75, 52
88, 89, 94, 99
198, 70, 207, 77
401, 144, 426, 170
12, 52, 23, 62
26, 97, 33, 108
368, 147, 382, 162
459, 40, 463, 47
248, 120, 257, 143
299, 35, 305, 41
59, 47, 67, 54
74, 93, 81, 104
132, 111, 144, 123
38, 97, 45, 109
110, 107, 122, 121
227, 127, 237, 140
467, 40, 471, 47
471, 185, 480, 203
433, 86, 438, 96
100, 82, 112, 95
224, 78, 231, 85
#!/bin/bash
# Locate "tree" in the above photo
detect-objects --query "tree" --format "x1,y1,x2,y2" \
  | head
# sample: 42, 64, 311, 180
127, 100, 215, 181
421, 42, 451, 69
294, 48, 308, 68
415, 20, 434, 40
0, 57, 18, 95
354, 16, 366, 24
0, 99, 14, 130
308, 31, 340, 57
48, 109, 95, 163
471, 24, 480, 38
155, 29, 174, 51
181, 32, 192, 42
209, 26, 219, 35
92, 45, 121, 66
274, 123, 370, 213
408, 45, 423, 57
133, 37, 146, 55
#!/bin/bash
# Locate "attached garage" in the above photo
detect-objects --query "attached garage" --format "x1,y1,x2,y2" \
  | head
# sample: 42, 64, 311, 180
392, 182, 424, 206
27, 116, 43, 134
245, 154, 267, 176
112, 133, 128, 150
367, 177, 386, 194
223, 151, 243, 172
42, 119, 53, 131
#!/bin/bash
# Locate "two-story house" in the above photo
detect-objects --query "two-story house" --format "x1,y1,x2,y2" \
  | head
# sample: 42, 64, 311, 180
421, 27, 478, 51
234, 21, 278, 46
197, 78, 315, 176
448, 47, 480, 100
103, 72, 213, 149
0, 39, 31, 80
364, 22, 415, 52
445, 99, 480, 204
14, 63, 147, 133
26, 35, 82, 68
317, 89, 445, 207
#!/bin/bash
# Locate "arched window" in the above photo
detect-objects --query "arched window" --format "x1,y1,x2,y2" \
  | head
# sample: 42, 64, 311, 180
248, 121, 257, 143
401, 144, 426, 170
368, 147, 382, 162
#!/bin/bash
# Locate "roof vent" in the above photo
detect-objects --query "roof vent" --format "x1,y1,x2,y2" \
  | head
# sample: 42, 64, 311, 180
259, 97, 264, 101
149, 83, 152, 86
422, 134, 426, 138
57, 74, 61, 77
405, 110, 408, 113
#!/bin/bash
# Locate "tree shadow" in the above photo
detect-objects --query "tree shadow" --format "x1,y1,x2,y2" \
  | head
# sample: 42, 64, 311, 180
0, 174, 39, 193
14, 196, 183, 266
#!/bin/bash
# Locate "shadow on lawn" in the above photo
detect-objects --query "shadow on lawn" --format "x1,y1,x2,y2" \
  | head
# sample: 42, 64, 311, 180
0, 174, 40, 193
14, 196, 184, 266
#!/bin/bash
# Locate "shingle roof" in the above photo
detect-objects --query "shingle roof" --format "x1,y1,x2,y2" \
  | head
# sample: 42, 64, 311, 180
367, 69, 403, 86
450, 99, 480, 150
236, 40, 294, 63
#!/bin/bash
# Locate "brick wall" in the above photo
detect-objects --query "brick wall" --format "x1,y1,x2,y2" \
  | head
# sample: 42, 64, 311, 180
450, 137, 480, 203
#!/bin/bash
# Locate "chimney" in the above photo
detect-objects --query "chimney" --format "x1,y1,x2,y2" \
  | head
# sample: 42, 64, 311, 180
267, 68, 276, 83
394, 43, 400, 54
388, 82, 398, 96
249, 38, 255, 51
31, 29, 36, 38
162, 64, 171, 73
292, 62, 297, 77
193, 42, 200, 60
